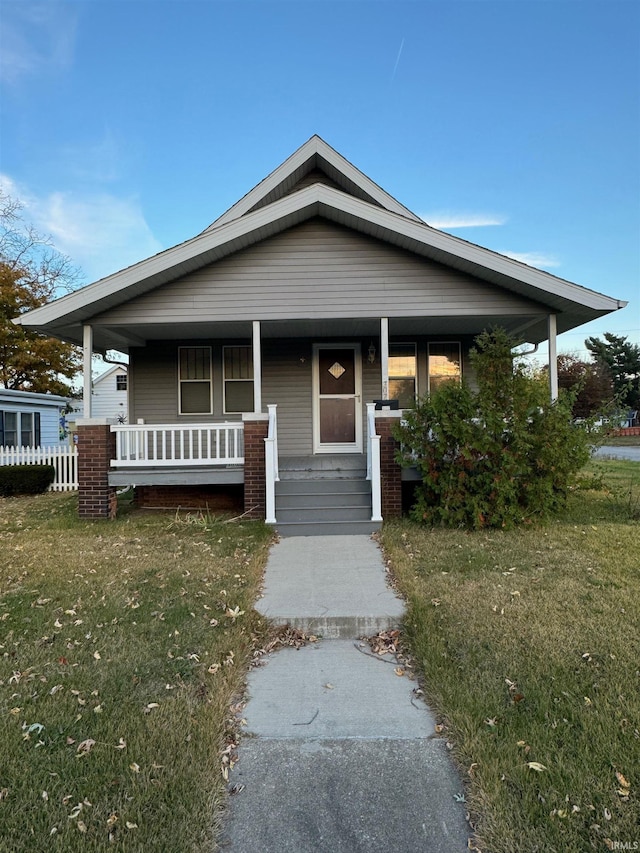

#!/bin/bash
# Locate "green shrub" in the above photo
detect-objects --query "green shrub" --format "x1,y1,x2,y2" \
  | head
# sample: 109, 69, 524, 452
394, 328, 592, 528
0, 464, 56, 496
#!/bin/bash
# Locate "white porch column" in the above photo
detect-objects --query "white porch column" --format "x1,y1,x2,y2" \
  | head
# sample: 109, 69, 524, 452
548, 314, 558, 402
380, 317, 389, 399
82, 324, 93, 419
252, 320, 262, 414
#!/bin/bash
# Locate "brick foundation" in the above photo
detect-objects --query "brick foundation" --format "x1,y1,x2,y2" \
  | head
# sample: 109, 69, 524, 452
134, 484, 243, 512
375, 415, 402, 519
243, 418, 269, 519
77, 422, 117, 519
613, 426, 640, 436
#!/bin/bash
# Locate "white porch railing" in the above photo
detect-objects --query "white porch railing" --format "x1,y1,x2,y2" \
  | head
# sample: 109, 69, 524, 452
0, 445, 78, 491
366, 403, 382, 522
110, 423, 244, 467
264, 404, 279, 524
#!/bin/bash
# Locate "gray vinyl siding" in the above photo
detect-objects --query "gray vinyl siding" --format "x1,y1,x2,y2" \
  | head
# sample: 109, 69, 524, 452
129, 336, 474, 454
94, 220, 546, 327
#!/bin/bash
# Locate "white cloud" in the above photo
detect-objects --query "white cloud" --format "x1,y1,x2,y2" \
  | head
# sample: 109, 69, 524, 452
0, 174, 164, 282
0, 2, 77, 84
422, 212, 507, 228
500, 251, 561, 270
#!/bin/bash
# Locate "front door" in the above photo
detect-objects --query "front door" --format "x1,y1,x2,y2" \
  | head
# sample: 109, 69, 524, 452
312, 344, 362, 453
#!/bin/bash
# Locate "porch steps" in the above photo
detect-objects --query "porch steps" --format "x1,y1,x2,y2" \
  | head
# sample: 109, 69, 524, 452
274, 457, 380, 537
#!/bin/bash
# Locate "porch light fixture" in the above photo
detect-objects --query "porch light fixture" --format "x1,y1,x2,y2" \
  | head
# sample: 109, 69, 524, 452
367, 341, 376, 364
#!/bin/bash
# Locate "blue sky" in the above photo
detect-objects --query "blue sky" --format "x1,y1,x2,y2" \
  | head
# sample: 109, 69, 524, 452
1, 0, 638, 361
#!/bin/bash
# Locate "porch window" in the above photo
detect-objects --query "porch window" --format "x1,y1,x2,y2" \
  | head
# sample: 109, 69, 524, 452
428, 342, 462, 392
0, 411, 40, 447
388, 343, 417, 408
223, 346, 254, 413
179, 347, 213, 414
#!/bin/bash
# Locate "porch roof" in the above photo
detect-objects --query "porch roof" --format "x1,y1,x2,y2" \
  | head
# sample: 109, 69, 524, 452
15, 143, 625, 353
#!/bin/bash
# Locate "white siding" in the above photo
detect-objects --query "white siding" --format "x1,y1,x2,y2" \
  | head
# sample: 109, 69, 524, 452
91, 367, 128, 422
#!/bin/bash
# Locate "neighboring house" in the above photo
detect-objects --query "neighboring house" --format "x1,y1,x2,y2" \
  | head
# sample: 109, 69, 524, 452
15, 136, 626, 530
0, 389, 69, 447
69, 365, 128, 427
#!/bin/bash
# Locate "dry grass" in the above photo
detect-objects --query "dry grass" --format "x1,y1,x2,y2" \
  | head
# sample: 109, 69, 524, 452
0, 494, 273, 852
382, 460, 640, 853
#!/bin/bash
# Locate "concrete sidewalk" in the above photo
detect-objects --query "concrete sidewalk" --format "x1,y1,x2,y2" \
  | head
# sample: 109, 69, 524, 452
221, 535, 470, 852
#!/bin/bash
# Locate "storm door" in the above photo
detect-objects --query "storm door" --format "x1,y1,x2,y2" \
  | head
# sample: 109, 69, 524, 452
312, 344, 362, 453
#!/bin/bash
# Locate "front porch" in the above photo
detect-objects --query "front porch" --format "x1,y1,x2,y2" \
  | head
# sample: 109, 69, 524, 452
77, 404, 401, 531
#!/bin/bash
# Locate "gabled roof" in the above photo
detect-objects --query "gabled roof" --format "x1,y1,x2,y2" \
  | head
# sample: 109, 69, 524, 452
206, 135, 424, 228
15, 137, 626, 349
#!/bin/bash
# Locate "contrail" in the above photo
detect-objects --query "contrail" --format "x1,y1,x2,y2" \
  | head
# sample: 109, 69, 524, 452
391, 38, 405, 81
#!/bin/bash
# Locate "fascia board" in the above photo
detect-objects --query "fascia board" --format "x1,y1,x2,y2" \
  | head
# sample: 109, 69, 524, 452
315, 189, 626, 313
17, 182, 624, 333
16, 190, 324, 329
207, 135, 423, 230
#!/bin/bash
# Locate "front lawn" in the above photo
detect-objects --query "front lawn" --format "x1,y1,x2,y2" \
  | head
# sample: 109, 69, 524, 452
382, 459, 639, 853
0, 494, 272, 852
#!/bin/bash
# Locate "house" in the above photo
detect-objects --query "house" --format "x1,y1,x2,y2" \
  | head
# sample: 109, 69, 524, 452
0, 388, 70, 448
68, 364, 128, 430
15, 136, 626, 532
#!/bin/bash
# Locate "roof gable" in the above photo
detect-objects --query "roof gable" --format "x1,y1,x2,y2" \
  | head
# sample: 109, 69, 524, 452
206, 135, 424, 229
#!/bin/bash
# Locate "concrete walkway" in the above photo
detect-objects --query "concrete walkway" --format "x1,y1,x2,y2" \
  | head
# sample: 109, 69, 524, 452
221, 535, 469, 852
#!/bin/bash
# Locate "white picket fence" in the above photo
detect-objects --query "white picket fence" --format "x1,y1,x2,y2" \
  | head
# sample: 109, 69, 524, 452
0, 445, 78, 492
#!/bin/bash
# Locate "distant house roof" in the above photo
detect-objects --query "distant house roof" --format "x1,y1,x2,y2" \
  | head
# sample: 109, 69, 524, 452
14, 136, 626, 349
0, 389, 69, 408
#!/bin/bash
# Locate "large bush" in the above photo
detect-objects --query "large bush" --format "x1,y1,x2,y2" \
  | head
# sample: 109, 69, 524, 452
395, 329, 592, 529
0, 464, 55, 496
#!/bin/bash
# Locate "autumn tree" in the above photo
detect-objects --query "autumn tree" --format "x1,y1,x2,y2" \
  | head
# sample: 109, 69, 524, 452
0, 190, 82, 395
556, 353, 614, 418
585, 332, 640, 411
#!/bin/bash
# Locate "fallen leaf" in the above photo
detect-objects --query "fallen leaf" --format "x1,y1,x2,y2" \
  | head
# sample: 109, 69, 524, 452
115, 738, 126, 750
143, 703, 159, 714
527, 762, 547, 772
129, 763, 140, 774
394, 668, 405, 677
77, 821, 87, 833
616, 771, 630, 789
125, 821, 138, 830
323, 683, 334, 690
93, 651, 101, 660
76, 739, 96, 755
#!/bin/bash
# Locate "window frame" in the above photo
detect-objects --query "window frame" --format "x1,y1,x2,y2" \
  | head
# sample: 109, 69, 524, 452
116, 374, 127, 391
0, 411, 41, 447
222, 345, 255, 415
178, 346, 213, 416
427, 341, 462, 393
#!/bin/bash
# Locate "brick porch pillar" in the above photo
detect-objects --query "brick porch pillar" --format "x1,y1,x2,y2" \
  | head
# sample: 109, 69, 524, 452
243, 415, 269, 519
76, 420, 117, 520
375, 413, 403, 519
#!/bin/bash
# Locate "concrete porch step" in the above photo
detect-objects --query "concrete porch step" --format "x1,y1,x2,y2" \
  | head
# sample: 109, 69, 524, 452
276, 478, 370, 495
276, 490, 371, 509
274, 519, 381, 539
276, 505, 372, 523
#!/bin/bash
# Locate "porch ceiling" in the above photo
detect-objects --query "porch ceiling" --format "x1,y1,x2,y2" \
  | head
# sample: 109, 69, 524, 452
85, 313, 557, 353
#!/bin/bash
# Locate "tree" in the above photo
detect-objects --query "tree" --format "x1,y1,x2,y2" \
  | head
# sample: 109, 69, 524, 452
0, 190, 82, 395
556, 353, 614, 418
585, 333, 640, 411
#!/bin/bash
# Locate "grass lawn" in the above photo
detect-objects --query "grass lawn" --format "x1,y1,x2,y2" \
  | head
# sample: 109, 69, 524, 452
382, 459, 639, 853
0, 493, 273, 852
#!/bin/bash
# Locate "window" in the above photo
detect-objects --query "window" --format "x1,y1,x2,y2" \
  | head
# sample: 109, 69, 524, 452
428, 342, 462, 392
178, 347, 212, 414
388, 343, 417, 408
0, 411, 41, 447
223, 346, 254, 413
116, 374, 127, 391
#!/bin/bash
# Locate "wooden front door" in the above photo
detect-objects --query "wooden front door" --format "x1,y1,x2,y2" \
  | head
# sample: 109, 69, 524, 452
312, 344, 362, 453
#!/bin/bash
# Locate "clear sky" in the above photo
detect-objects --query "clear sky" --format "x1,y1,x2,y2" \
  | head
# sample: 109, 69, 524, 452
1, 0, 638, 361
